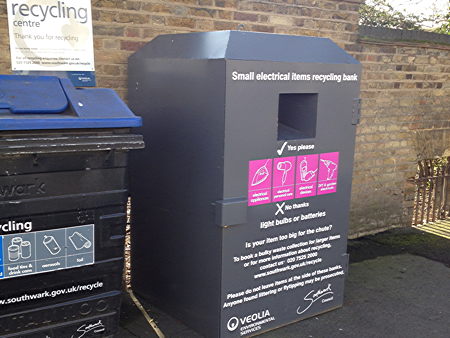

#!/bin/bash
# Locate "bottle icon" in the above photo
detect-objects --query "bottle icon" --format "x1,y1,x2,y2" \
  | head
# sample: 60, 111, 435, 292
43, 235, 61, 256
69, 232, 92, 250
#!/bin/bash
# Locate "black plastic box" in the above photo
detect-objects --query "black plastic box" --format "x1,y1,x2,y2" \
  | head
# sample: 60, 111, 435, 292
0, 75, 143, 337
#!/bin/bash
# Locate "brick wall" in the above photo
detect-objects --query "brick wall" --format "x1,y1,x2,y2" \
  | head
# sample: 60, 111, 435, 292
0, 0, 362, 97
349, 28, 450, 237
0, 1, 449, 237
89, 0, 361, 97
0, 1, 8, 73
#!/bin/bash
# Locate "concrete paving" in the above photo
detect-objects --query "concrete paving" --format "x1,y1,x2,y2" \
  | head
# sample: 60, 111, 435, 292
119, 228, 450, 337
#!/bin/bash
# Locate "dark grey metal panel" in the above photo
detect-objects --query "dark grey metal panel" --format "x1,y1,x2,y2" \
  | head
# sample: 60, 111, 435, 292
215, 197, 248, 227
128, 31, 361, 338
225, 31, 359, 64
220, 60, 361, 336
130, 30, 231, 60
128, 56, 227, 337
129, 31, 359, 64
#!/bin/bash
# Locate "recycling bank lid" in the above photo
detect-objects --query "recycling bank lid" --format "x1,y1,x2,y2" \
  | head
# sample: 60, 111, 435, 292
0, 75, 142, 130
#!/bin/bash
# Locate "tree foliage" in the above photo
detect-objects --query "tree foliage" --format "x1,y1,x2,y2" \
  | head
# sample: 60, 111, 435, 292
360, 0, 449, 34
360, 0, 424, 30
432, 8, 450, 34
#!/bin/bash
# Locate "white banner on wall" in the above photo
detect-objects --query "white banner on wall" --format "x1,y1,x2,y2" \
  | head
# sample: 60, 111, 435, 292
6, 0, 95, 72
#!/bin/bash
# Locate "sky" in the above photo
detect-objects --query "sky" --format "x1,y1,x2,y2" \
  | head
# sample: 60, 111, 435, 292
368, 0, 449, 27
389, 0, 448, 17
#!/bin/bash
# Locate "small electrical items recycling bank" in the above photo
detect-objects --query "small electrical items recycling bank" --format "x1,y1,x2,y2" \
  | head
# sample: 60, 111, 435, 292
0, 75, 143, 337
129, 31, 361, 337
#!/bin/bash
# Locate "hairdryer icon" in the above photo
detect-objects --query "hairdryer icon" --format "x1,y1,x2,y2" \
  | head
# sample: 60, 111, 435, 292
277, 161, 292, 185
320, 159, 337, 180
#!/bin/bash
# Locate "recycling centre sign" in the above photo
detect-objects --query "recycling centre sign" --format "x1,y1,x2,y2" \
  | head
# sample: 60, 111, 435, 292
6, 0, 95, 85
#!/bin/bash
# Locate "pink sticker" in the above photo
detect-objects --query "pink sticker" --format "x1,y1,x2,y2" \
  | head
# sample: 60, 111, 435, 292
295, 154, 319, 198
272, 157, 296, 202
318, 152, 339, 195
248, 159, 272, 206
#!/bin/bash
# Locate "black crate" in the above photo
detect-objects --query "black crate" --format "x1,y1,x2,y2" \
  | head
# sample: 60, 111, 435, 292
0, 129, 143, 337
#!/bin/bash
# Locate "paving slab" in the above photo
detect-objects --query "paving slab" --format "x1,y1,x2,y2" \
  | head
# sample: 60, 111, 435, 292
119, 228, 450, 337
260, 254, 450, 338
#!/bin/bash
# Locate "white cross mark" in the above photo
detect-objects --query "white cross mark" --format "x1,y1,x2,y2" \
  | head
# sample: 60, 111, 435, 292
275, 202, 285, 215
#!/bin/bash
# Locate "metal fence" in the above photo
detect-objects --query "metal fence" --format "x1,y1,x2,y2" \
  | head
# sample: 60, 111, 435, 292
413, 157, 450, 226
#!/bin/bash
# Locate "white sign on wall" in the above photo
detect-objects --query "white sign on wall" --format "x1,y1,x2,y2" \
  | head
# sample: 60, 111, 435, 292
6, 0, 95, 72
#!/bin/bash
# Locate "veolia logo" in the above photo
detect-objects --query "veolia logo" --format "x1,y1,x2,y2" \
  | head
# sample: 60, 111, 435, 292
226, 309, 271, 332
227, 317, 239, 332
1, 220, 33, 233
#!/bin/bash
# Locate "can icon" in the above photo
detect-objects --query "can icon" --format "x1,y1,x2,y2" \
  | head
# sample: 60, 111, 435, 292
11, 237, 22, 245
8, 244, 20, 261
43, 235, 61, 256
21, 241, 32, 259
11, 237, 22, 256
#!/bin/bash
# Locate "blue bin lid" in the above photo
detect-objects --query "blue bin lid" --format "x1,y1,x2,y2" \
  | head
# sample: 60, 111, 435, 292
0, 75, 142, 130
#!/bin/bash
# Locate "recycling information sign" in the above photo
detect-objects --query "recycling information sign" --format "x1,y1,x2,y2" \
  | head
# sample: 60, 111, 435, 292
6, 0, 95, 85
0, 224, 95, 279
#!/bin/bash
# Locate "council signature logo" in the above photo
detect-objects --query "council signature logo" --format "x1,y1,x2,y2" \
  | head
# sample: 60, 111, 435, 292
71, 320, 105, 338
296, 284, 334, 315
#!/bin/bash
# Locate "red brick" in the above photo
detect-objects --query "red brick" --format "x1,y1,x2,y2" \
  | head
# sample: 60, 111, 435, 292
217, 10, 233, 20
234, 12, 258, 22
214, 21, 238, 30
215, 0, 238, 8
125, 27, 141, 38
190, 8, 216, 18
120, 40, 146, 51
142, 3, 172, 13
251, 24, 275, 33
166, 17, 196, 28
